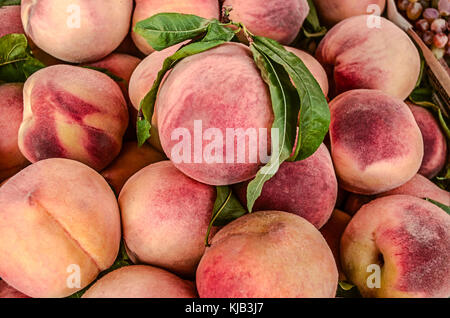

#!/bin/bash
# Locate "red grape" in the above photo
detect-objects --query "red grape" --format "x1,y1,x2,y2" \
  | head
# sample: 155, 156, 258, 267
407, 2, 424, 21
422, 30, 435, 45
431, 18, 448, 32
423, 7, 440, 22
433, 32, 449, 48
416, 19, 430, 31
398, 0, 410, 11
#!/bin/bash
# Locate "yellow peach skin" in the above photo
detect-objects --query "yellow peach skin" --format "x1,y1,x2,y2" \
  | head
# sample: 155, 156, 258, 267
0, 159, 121, 298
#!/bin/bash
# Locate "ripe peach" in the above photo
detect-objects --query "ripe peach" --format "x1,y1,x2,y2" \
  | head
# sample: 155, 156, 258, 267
18, 65, 129, 171
234, 144, 337, 229
156, 43, 274, 185
0, 5, 24, 37
0, 280, 30, 299
82, 265, 196, 298
330, 90, 423, 195
223, 0, 310, 45
132, 0, 220, 55
284, 46, 329, 96
196, 211, 338, 298
316, 16, 420, 100
408, 103, 447, 179
119, 161, 216, 277
320, 209, 352, 281
341, 195, 450, 298
313, 0, 386, 27
21, 0, 133, 63
0, 84, 29, 182
101, 142, 165, 195
0, 159, 121, 298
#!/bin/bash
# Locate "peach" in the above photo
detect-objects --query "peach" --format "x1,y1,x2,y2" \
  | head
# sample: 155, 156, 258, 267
341, 195, 450, 298
119, 161, 216, 277
408, 103, 447, 179
0, 159, 121, 298
132, 0, 220, 55
128, 43, 184, 152
320, 209, 352, 281
0, 280, 30, 299
82, 265, 196, 298
0, 5, 24, 37
316, 15, 420, 100
223, 0, 309, 45
101, 142, 165, 195
330, 89, 424, 195
18, 65, 129, 171
0, 83, 29, 182
156, 43, 274, 185
313, 0, 386, 27
234, 144, 337, 229
284, 46, 329, 96
21, 0, 133, 63
196, 211, 338, 298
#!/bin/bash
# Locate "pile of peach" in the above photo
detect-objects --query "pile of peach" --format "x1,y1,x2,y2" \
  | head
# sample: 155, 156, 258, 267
0, 0, 449, 299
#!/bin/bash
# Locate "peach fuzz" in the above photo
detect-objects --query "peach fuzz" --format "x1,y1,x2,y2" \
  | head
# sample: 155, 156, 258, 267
0, 83, 29, 182
156, 43, 274, 185
0, 159, 121, 298
119, 161, 216, 277
132, 0, 220, 55
344, 174, 450, 214
284, 46, 329, 96
316, 15, 420, 100
329, 89, 423, 195
0, 5, 24, 38
196, 211, 338, 298
21, 0, 133, 63
0, 280, 30, 299
223, 0, 309, 45
320, 209, 352, 281
82, 265, 196, 298
408, 103, 447, 179
341, 195, 450, 298
18, 65, 129, 171
101, 142, 165, 195
234, 144, 337, 229
313, 0, 386, 27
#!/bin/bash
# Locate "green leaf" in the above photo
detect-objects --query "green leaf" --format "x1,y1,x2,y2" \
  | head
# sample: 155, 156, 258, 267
205, 186, 247, 247
202, 20, 236, 42
245, 44, 299, 212
137, 118, 152, 147
137, 40, 227, 146
253, 36, 330, 161
134, 13, 211, 51
0, 0, 21, 6
426, 198, 450, 214
0, 33, 45, 83
82, 66, 126, 84
303, 0, 327, 35
339, 281, 356, 291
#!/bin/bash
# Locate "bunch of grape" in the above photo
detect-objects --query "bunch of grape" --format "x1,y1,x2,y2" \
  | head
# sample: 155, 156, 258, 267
397, 0, 449, 62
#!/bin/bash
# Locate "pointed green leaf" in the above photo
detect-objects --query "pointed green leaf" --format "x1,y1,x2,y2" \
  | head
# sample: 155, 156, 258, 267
245, 44, 299, 212
134, 13, 211, 51
426, 198, 450, 214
